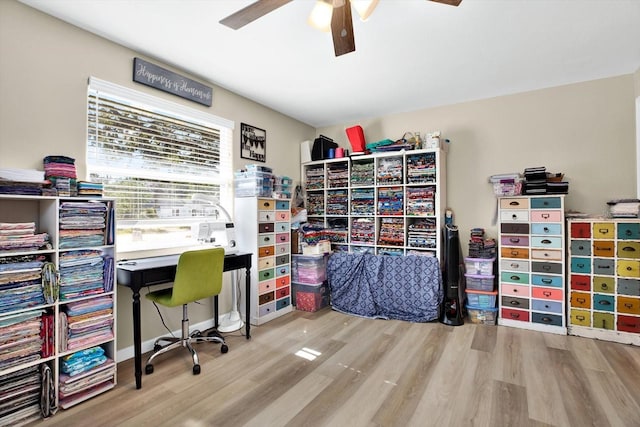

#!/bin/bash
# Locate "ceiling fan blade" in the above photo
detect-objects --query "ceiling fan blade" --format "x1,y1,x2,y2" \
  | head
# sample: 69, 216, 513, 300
220, 0, 293, 30
428, 0, 462, 6
331, 0, 356, 57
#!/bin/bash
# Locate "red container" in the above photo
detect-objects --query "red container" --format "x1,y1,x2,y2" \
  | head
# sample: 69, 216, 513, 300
346, 125, 366, 153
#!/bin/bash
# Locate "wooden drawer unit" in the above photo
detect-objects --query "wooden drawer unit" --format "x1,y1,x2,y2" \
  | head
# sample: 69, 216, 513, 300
498, 195, 566, 334
236, 197, 293, 325
567, 218, 640, 345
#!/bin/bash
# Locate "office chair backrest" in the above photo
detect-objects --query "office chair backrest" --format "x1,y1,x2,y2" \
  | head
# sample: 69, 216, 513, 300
169, 247, 225, 306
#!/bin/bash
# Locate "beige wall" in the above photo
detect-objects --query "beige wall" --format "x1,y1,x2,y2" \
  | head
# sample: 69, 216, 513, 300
317, 75, 637, 253
0, 0, 314, 353
1, 0, 638, 356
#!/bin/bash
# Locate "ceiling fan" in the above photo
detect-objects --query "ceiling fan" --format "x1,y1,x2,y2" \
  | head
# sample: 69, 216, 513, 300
220, 0, 462, 57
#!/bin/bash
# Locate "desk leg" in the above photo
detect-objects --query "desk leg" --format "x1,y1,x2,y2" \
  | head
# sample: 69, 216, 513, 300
245, 266, 251, 339
214, 295, 219, 328
132, 290, 142, 389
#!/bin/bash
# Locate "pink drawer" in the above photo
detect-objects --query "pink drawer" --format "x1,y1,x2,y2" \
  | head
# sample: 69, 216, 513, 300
501, 283, 530, 298
276, 243, 289, 255
276, 211, 290, 221
276, 232, 290, 244
530, 210, 562, 222
532, 287, 563, 301
258, 279, 276, 294
501, 235, 529, 247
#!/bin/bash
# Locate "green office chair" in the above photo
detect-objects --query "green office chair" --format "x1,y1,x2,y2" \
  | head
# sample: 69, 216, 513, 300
144, 248, 228, 375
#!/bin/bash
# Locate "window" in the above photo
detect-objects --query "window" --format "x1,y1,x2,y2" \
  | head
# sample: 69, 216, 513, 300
87, 77, 234, 255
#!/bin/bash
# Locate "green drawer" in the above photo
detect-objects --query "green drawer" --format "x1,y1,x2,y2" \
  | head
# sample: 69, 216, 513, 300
530, 197, 562, 209
500, 272, 529, 284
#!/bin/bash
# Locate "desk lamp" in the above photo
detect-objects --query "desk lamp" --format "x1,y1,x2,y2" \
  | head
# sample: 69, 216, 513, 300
191, 194, 244, 333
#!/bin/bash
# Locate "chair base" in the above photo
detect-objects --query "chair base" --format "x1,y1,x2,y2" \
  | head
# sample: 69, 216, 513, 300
145, 305, 228, 375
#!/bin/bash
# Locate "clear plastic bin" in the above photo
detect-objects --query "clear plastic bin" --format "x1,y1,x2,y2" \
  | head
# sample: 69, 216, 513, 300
465, 289, 497, 308
465, 274, 495, 291
466, 305, 498, 325
464, 257, 495, 276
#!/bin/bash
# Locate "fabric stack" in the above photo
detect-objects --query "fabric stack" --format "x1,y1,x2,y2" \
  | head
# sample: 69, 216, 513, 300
0, 309, 43, 371
59, 201, 107, 249
607, 199, 640, 218
60, 296, 113, 351
0, 222, 50, 252
468, 228, 497, 259
43, 155, 78, 196
522, 167, 569, 195
59, 346, 115, 410
0, 365, 42, 426
58, 249, 105, 300
0, 254, 47, 313
0, 168, 47, 196
77, 181, 103, 197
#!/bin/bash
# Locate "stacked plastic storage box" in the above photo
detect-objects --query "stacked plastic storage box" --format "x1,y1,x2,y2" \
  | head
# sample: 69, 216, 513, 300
464, 256, 498, 325
291, 254, 329, 312
234, 165, 273, 197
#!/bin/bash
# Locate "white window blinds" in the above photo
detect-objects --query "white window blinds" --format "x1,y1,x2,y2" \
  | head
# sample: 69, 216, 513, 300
87, 77, 234, 253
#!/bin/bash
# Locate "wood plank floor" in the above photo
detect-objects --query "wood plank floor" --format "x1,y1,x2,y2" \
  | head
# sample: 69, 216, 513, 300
35, 308, 640, 427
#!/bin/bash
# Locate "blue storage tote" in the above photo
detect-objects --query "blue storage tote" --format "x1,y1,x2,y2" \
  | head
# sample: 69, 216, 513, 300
465, 289, 497, 308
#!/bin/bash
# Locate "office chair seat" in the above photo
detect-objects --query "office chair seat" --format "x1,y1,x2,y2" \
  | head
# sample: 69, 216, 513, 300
144, 247, 228, 375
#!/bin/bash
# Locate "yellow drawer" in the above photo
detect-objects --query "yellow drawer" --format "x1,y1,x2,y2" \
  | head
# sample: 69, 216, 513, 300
593, 276, 615, 293
618, 241, 640, 259
593, 222, 615, 239
570, 309, 591, 326
617, 296, 640, 315
617, 259, 640, 278
258, 199, 275, 210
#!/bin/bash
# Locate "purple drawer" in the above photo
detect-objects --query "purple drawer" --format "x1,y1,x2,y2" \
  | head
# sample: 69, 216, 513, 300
501, 235, 529, 247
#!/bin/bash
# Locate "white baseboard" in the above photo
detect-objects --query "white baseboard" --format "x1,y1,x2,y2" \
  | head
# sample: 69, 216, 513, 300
116, 317, 220, 362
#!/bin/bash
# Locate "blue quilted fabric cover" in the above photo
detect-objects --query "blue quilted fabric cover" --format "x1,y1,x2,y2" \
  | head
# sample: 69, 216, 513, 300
327, 253, 443, 322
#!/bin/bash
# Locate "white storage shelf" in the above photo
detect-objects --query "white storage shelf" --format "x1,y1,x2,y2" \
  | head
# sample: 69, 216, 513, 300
0, 195, 117, 422
301, 148, 446, 261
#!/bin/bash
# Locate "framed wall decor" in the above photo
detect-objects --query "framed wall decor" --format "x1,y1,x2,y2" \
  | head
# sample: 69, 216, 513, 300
240, 123, 266, 162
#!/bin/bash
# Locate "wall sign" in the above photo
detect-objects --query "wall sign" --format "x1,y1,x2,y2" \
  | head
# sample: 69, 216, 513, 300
241, 123, 266, 163
132, 57, 213, 106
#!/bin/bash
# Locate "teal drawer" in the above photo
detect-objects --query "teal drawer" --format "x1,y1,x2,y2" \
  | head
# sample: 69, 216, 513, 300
618, 223, 640, 240
531, 223, 562, 236
531, 236, 562, 249
276, 200, 290, 210
571, 257, 591, 274
531, 197, 562, 209
276, 296, 290, 310
593, 294, 614, 312
500, 271, 529, 284
532, 312, 563, 326
532, 274, 563, 288
570, 240, 591, 256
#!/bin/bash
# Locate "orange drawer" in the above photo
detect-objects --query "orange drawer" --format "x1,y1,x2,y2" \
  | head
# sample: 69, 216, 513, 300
501, 308, 530, 322
617, 296, 640, 315
500, 283, 530, 298
592, 241, 614, 257
258, 246, 275, 257
275, 275, 290, 288
532, 287, 563, 301
570, 291, 591, 309
501, 247, 529, 259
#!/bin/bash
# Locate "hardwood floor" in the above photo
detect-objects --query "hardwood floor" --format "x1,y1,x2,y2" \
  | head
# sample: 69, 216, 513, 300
36, 308, 640, 427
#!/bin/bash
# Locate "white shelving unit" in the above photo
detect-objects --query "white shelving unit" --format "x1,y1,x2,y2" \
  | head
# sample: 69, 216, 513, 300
0, 195, 116, 422
302, 148, 447, 260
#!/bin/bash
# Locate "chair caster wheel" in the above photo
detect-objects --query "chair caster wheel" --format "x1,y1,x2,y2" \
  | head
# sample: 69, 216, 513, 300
193, 364, 201, 375
221, 344, 229, 354
145, 364, 154, 374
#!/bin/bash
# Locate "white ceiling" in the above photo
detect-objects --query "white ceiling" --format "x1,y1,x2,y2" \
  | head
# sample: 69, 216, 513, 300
19, 0, 640, 128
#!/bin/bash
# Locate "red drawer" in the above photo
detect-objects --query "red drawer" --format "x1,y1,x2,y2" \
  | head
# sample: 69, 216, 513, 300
617, 315, 640, 333
570, 222, 591, 238
501, 308, 530, 322
275, 286, 290, 299
532, 287, 563, 301
570, 275, 591, 291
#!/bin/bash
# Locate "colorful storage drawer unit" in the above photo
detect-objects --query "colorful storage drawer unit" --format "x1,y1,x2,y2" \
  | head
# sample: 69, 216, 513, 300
567, 218, 640, 346
498, 195, 566, 334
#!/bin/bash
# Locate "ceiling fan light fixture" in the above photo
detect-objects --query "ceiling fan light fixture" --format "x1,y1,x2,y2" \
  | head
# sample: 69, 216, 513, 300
352, 0, 379, 21
308, 0, 333, 32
